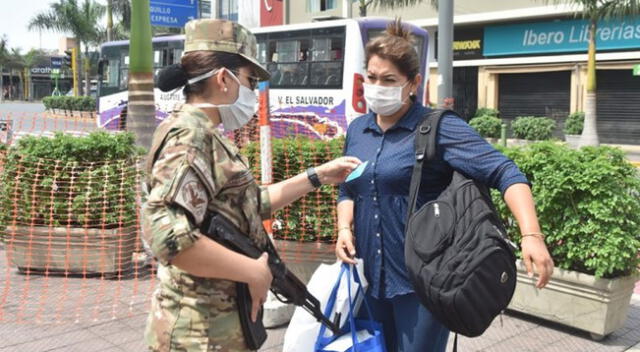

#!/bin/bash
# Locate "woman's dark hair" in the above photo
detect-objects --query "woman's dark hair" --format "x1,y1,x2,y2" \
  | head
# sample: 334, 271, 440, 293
156, 51, 251, 99
365, 18, 420, 81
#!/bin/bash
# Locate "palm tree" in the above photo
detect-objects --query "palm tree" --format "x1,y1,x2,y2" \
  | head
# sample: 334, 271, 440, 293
127, 0, 155, 150
28, 0, 105, 97
0, 35, 9, 103
107, 0, 132, 41
8, 48, 24, 100
358, 0, 436, 17
550, 0, 640, 146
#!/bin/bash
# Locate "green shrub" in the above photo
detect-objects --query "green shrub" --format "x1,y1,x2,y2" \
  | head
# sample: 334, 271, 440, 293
242, 137, 344, 242
512, 116, 556, 140
469, 115, 502, 138
0, 131, 145, 229
474, 107, 500, 117
42, 96, 52, 110
563, 111, 584, 135
492, 142, 640, 278
43, 96, 96, 111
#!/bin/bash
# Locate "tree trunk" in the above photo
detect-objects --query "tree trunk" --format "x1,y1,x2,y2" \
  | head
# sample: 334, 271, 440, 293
107, 0, 113, 42
580, 19, 599, 147
0, 65, 4, 103
84, 54, 90, 97
128, 0, 156, 151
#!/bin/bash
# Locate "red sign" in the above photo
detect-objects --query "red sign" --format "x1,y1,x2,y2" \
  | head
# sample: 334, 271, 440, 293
260, 0, 283, 27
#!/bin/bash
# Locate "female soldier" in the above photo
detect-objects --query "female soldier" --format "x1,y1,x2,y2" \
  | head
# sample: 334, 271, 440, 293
143, 19, 360, 351
335, 19, 554, 352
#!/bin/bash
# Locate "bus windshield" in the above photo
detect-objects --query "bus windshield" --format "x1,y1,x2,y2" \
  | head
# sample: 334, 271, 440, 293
256, 25, 345, 89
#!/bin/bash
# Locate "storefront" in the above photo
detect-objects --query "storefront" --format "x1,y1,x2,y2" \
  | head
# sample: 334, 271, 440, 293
474, 15, 640, 144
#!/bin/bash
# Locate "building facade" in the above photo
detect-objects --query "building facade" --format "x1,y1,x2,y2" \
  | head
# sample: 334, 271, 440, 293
260, 0, 640, 145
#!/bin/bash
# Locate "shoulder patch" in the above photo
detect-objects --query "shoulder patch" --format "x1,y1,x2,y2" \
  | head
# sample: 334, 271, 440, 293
173, 168, 209, 224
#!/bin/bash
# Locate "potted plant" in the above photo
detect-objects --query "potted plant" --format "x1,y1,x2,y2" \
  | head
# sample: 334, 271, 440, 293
493, 142, 640, 340
469, 115, 503, 144
0, 131, 144, 276
563, 111, 584, 149
510, 116, 556, 146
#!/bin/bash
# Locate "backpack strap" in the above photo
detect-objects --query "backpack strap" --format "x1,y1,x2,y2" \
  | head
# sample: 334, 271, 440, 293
406, 109, 454, 218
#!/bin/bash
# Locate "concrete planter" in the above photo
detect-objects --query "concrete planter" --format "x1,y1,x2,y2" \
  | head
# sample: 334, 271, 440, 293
508, 260, 638, 340
564, 134, 581, 149
5, 225, 138, 276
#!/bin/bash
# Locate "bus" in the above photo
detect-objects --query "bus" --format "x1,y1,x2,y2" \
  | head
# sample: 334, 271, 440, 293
97, 18, 429, 138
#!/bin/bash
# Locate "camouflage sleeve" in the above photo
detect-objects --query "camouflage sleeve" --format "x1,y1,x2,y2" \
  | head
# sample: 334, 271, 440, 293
143, 130, 218, 265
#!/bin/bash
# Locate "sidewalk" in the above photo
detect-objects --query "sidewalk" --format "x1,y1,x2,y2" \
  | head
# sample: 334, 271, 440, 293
0, 276, 638, 352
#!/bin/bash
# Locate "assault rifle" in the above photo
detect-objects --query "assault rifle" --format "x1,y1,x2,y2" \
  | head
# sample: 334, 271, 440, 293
200, 213, 341, 349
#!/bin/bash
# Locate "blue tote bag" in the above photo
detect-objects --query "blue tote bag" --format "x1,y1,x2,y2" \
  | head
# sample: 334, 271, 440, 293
315, 263, 386, 352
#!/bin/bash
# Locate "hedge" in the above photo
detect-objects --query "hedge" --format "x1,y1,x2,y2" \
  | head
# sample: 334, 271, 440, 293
0, 131, 144, 229
43, 96, 96, 112
512, 116, 556, 140
492, 142, 640, 278
242, 137, 344, 241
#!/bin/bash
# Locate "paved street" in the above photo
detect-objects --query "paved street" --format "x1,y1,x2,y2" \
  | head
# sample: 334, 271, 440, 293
0, 242, 639, 352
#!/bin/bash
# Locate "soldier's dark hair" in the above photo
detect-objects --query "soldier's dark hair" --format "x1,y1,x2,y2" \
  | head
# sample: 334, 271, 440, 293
365, 18, 419, 81
156, 51, 251, 99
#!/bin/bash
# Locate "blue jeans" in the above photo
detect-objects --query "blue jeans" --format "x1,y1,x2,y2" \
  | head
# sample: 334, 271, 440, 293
357, 291, 450, 352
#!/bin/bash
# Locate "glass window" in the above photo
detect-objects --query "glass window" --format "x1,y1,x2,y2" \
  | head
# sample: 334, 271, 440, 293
119, 68, 129, 90
219, 0, 238, 21
260, 26, 344, 89
106, 59, 120, 88
306, 0, 336, 12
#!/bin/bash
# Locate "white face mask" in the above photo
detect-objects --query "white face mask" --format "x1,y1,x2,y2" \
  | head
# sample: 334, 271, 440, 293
191, 68, 257, 131
363, 81, 410, 116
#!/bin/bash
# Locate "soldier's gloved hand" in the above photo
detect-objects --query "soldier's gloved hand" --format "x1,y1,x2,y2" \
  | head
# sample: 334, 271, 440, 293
249, 252, 273, 322
315, 156, 362, 185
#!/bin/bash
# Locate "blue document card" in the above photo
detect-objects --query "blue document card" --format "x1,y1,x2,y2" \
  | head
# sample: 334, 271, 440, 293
345, 161, 369, 183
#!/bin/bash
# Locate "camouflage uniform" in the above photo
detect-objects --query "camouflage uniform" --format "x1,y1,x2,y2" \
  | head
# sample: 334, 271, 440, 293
142, 19, 271, 352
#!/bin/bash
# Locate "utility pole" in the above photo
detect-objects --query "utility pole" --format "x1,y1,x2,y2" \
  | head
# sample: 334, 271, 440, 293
437, 0, 454, 109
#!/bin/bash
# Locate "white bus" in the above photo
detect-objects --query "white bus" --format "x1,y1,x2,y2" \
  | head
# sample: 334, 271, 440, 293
97, 18, 429, 138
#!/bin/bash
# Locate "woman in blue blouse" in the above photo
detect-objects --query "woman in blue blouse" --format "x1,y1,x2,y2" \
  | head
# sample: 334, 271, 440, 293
335, 19, 554, 352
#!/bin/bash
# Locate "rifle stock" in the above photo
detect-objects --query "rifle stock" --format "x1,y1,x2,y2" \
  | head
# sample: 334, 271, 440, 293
201, 213, 341, 336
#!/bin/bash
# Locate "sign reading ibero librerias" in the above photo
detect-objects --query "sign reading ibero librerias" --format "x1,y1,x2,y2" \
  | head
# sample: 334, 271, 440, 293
484, 17, 640, 56
150, 0, 198, 28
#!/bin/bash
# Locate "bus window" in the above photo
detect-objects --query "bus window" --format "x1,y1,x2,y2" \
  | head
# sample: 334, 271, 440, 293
119, 68, 129, 90
367, 28, 425, 65
257, 25, 344, 89
105, 59, 120, 88
275, 40, 299, 62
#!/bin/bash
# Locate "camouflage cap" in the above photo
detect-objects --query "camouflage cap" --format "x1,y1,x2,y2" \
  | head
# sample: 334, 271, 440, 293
184, 19, 270, 81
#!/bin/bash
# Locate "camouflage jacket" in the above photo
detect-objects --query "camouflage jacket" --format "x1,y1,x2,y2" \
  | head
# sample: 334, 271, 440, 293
142, 104, 271, 352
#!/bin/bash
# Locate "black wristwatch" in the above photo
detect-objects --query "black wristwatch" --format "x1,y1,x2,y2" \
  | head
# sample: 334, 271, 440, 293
306, 167, 322, 188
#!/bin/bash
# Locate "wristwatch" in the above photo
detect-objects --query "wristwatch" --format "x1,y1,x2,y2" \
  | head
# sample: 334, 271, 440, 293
306, 167, 322, 188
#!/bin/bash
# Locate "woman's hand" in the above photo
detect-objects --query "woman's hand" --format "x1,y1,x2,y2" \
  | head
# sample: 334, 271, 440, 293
335, 229, 357, 264
316, 157, 362, 185
248, 252, 273, 322
521, 236, 554, 289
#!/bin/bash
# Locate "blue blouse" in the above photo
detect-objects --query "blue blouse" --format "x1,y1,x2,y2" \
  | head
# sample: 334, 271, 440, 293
338, 102, 529, 299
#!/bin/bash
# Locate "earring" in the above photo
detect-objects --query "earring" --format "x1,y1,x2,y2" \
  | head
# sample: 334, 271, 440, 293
223, 87, 228, 93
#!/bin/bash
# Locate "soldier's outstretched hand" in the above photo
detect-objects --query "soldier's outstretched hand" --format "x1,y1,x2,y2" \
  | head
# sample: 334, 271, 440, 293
316, 156, 362, 185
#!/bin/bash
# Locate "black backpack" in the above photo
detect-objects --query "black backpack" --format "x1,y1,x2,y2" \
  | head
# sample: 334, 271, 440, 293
404, 109, 518, 338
